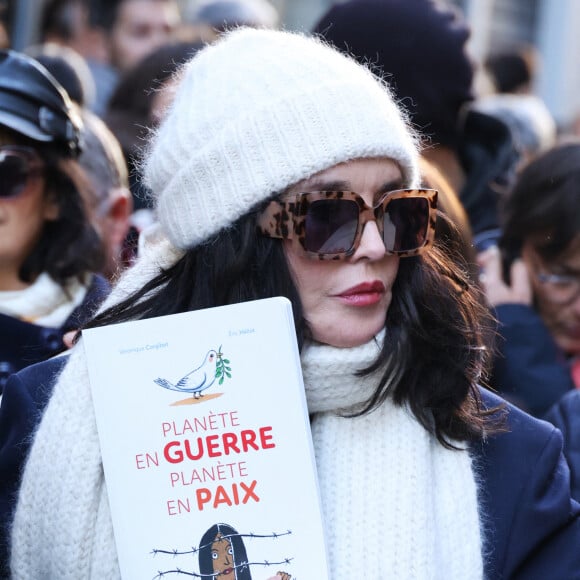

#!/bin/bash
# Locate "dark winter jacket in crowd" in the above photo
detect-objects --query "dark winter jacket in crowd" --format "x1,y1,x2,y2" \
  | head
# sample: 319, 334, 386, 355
544, 389, 580, 503
491, 303, 574, 417
1, 355, 579, 578
460, 109, 520, 242
0, 274, 110, 394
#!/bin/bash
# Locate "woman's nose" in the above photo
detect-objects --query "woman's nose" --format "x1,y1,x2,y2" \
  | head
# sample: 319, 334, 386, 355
353, 220, 387, 261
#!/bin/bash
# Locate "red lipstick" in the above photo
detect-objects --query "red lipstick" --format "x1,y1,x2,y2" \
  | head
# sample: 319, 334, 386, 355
336, 281, 386, 306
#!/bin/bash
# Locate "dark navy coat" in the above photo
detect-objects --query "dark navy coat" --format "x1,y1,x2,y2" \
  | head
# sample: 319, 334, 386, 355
475, 388, 580, 578
0, 356, 67, 578
1, 357, 580, 579
545, 389, 580, 503
492, 303, 574, 417
0, 274, 110, 393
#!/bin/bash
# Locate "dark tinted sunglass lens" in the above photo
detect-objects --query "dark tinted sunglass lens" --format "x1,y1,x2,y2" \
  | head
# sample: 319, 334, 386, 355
383, 197, 429, 252
305, 199, 359, 254
0, 154, 29, 198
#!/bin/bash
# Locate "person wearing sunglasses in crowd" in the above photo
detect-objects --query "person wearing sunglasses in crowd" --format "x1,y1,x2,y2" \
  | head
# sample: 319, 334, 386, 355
0, 50, 110, 396
477, 140, 580, 498
6, 29, 580, 578
0, 54, 131, 577
20, 48, 136, 283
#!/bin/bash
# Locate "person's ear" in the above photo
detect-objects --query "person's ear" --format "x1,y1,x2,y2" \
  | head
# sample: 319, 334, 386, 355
105, 186, 133, 249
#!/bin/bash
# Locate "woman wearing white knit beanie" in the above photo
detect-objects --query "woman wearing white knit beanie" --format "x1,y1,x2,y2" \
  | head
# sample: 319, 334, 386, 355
8, 28, 580, 578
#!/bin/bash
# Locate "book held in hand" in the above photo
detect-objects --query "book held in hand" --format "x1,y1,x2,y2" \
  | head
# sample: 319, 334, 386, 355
83, 297, 329, 580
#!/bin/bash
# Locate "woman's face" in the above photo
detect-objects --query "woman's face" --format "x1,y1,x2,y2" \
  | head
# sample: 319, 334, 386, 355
0, 147, 57, 290
523, 236, 580, 355
284, 157, 403, 348
110, 0, 180, 72
211, 533, 235, 577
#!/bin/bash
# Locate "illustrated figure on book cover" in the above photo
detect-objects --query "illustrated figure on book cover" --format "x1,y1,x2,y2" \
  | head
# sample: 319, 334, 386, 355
154, 346, 232, 400
154, 522, 292, 579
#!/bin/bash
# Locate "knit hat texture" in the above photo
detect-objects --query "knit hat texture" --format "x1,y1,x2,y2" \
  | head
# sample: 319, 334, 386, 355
143, 27, 419, 250
314, 0, 474, 152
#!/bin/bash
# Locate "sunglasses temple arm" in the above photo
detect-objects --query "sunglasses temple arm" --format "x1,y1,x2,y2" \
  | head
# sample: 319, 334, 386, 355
256, 200, 294, 240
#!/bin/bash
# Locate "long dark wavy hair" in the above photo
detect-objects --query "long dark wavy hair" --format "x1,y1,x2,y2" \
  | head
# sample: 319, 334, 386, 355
198, 523, 251, 580
2, 129, 105, 286
85, 195, 497, 447
500, 140, 580, 263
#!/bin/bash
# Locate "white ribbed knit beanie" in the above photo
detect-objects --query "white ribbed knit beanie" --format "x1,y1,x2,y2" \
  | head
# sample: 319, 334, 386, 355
143, 27, 420, 249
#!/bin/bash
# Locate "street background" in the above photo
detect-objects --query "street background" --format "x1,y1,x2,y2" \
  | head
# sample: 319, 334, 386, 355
6, 0, 580, 131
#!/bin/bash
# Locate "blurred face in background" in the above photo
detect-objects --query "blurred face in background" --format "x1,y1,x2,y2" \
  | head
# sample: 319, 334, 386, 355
523, 235, 580, 355
0, 134, 58, 290
110, 0, 180, 72
41, 0, 110, 63
79, 112, 133, 281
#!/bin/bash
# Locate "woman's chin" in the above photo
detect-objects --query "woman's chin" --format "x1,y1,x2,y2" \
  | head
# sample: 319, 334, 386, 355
313, 323, 385, 348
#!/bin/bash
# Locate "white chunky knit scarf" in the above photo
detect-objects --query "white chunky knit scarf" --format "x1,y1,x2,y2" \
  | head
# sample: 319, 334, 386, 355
0, 272, 89, 326
301, 337, 484, 579
10, 240, 482, 578
10, 240, 183, 580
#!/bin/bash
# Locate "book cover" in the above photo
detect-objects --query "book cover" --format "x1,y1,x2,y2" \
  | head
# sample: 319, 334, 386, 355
83, 297, 329, 580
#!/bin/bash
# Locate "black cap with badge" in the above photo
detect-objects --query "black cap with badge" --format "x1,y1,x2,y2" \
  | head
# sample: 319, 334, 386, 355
0, 50, 82, 157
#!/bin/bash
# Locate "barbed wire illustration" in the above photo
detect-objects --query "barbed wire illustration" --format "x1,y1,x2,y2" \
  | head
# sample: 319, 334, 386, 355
153, 557, 294, 578
152, 530, 292, 557
152, 526, 294, 580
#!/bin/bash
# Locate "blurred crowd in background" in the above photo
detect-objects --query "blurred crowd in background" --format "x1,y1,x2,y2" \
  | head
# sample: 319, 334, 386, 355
2, 1, 580, 572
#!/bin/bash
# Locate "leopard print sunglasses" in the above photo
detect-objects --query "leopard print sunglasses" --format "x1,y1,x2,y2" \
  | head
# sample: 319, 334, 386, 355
257, 188, 438, 260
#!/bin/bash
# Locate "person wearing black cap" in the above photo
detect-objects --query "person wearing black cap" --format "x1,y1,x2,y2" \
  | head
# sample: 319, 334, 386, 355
0, 50, 110, 394
0, 52, 125, 574
313, 0, 519, 245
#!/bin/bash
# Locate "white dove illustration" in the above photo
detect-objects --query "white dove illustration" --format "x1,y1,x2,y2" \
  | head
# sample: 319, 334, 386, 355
154, 350, 219, 398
